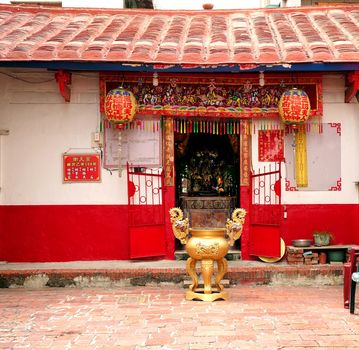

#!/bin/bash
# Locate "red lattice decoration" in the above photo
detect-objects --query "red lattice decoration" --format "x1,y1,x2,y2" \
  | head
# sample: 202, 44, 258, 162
328, 178, 342, 191
285, 179, 299, 191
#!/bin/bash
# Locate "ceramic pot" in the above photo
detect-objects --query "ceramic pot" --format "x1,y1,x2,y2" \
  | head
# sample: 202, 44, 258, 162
313, 233, 331, 246
319, 252, 327, 264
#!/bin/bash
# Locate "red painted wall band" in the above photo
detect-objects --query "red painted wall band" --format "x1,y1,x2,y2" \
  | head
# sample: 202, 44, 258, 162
281, 204, 359, 245
0, 205, 129, 262
0, 203, 358, 262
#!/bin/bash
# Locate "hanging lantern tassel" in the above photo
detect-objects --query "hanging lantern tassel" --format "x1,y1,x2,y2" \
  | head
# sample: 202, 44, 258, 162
279, 88, 310, 187
294, 125, 308, 187
104, 86, 138, 176
118, 129, 123, 175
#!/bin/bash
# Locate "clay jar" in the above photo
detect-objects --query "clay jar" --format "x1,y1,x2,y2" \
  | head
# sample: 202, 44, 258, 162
319, 252, 327, 264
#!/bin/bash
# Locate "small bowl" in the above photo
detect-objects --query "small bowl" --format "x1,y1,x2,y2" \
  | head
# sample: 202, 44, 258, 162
292, 239, 312, 247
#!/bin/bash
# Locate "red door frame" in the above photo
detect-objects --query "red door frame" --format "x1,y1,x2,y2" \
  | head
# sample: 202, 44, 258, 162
127, 163, 167, 259
249, 162, 283, 258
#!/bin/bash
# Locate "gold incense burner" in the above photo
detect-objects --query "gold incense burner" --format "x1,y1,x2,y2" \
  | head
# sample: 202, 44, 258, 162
169, 207, 246, 301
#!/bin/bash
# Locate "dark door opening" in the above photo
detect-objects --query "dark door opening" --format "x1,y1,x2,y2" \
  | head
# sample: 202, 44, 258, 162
174, 132, 240, 251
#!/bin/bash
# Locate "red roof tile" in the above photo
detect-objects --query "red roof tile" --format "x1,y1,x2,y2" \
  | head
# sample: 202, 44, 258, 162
1, 4, 359, 65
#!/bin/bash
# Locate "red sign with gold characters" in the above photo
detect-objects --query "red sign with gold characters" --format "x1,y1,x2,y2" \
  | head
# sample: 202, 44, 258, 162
63, 153, 101, 182
258, 130, 284, 162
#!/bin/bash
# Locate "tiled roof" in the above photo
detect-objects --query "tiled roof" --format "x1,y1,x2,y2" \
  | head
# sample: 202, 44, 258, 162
1, 4, 359, 65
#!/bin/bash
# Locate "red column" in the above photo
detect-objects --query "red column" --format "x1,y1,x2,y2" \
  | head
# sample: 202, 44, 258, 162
240, 185, 252, 260
239, 120, 252, 260
163, 117, 176, 259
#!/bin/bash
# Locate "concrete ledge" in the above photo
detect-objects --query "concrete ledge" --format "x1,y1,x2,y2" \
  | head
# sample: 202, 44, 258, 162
0, 261, 345, 288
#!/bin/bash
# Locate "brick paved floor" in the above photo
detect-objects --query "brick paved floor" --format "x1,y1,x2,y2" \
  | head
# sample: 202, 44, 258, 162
0, 285, 358, 350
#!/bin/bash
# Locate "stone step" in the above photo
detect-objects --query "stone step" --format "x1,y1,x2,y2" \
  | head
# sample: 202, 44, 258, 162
0, 260, 345, 288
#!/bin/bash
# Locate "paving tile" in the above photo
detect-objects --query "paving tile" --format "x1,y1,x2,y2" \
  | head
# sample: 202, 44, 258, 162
0, 285, 358, 349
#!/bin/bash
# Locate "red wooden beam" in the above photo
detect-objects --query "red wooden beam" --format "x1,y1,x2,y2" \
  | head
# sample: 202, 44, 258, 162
55, 70, 71, 102
345, 71, 359, 103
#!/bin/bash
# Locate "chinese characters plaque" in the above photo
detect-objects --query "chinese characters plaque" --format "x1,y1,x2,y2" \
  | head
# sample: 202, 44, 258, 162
63, 154, 101, 182
258, 130, 284, 162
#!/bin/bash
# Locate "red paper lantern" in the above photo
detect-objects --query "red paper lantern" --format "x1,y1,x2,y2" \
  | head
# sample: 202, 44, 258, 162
278, 88, 311, 124
104, 87, 138, 124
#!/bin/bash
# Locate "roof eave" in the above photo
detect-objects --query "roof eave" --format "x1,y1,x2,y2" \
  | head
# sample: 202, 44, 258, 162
1, 61, 359, 72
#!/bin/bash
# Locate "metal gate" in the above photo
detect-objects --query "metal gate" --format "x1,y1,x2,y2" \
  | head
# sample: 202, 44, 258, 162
127, 163, 166, 259
249, 162, 283, 258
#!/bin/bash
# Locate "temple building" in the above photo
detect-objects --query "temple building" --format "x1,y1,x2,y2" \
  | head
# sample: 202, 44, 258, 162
0, 2, 358, 262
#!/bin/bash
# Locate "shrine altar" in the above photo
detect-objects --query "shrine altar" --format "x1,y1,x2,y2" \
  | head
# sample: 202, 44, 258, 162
180, 196, 236, 228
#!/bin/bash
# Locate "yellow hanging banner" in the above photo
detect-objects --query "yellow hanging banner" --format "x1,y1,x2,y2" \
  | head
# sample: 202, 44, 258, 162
295, 126, 308, 187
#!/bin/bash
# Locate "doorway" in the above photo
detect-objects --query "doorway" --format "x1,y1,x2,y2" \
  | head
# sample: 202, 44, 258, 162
174, 131, 241, 251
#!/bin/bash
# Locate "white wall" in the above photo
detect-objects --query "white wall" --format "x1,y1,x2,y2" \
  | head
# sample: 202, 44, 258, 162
0, 1, 124, 7
0, 132, 2, 197
153, 0, 261, 10
281, 0, 301, 6
62, 0, 124, 8
1, 70, 358, 206
0, 69, 128, 205
251, 73, 359, 204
